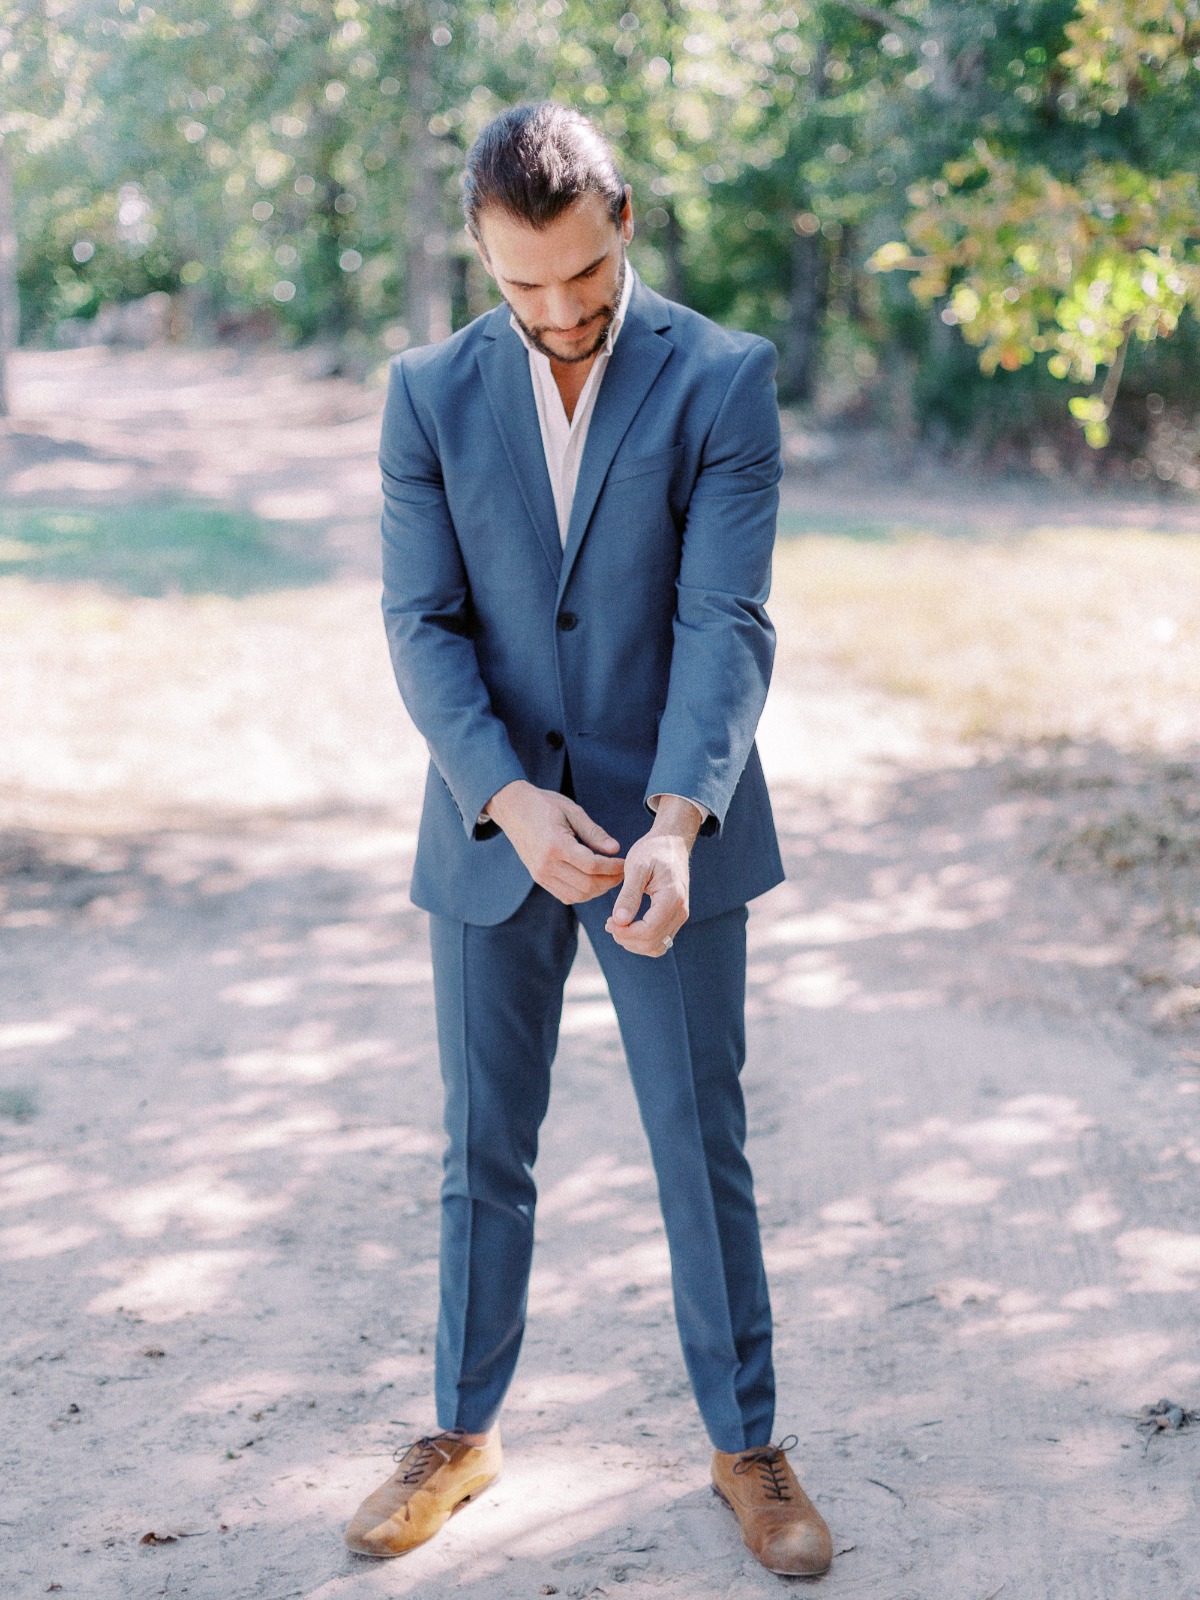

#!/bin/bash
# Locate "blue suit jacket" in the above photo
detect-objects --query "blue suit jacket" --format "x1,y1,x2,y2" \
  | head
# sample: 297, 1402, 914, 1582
380, 272, 785, 927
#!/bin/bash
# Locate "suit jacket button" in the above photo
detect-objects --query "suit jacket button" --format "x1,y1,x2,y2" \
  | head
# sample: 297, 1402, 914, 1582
557, 611, 578, 631
545, 730, 564, 751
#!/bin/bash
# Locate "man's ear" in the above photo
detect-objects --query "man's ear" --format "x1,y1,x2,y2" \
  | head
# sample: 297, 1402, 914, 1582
468, 224, 495, 280
620, 185, 635, 245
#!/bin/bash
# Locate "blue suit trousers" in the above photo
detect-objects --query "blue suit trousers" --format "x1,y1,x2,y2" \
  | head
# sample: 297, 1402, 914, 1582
429, 887, 775, 1454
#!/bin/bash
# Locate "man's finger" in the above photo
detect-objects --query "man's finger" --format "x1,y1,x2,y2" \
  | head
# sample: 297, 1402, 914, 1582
631, 893, 682, 940
573, 872, 628, 905
556, 834, 626, 878
610, 894, 683, 942
610, 858, 652, 926
610, 907, 689, 954
565, 802, 621, 856
547, 856, 623, 900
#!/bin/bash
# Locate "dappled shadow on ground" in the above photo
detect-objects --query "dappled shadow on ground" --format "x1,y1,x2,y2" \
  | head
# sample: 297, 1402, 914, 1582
1, 752, 1199, 1598
1, 347, 384, 604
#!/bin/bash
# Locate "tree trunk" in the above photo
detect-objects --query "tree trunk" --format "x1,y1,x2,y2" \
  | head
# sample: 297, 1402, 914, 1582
448, 253, 469, 332
660, 201, 686, 305
0, 141, 18, 419
778, 37, 830, 404
404, 37, 450, 348
778, 226, 824, 403
311, 111, 353, 340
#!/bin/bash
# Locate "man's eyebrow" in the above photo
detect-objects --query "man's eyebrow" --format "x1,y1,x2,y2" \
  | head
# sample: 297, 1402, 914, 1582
504, 251, 611, 291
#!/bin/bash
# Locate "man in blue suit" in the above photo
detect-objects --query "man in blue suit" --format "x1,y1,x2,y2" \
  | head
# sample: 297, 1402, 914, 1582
344, 103, 832, 1578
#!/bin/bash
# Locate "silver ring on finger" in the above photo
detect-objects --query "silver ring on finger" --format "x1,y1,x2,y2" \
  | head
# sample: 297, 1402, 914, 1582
661, 934, 674, 952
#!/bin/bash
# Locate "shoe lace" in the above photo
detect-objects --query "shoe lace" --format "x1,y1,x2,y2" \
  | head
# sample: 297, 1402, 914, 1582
393, 1430, 462, 1485
732, 1435, 798, 1503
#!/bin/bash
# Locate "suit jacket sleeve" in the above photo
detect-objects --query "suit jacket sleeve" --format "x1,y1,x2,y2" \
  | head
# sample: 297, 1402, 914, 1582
644, 338, 781, 835
380, 357, 527, 837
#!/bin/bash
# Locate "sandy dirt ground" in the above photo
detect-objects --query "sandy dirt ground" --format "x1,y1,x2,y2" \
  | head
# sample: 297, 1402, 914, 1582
2, 350, 1199, 1600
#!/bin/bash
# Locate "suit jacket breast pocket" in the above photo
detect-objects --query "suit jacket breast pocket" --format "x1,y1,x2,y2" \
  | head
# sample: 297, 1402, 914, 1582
605, 441, 684, 485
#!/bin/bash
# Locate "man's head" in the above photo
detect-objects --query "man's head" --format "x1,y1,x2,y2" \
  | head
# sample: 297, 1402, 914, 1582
463, 102, 634, 364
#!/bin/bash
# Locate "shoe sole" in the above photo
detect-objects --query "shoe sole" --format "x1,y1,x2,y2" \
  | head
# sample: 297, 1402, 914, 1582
346, 1469, 501, 1559
711, 1482, 832, 1578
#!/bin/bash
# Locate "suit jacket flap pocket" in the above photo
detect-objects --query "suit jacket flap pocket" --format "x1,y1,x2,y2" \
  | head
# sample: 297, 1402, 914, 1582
606, 441, 684, 485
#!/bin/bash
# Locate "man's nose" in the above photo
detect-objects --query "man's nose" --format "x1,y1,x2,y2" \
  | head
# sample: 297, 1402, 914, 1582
543, 289, 589, 331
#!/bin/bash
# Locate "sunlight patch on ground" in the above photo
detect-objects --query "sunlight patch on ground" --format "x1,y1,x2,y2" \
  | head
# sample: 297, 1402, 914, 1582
95, 1165, 288, 1241
1060, 1285, 1122, 1311
1018, 1329, 1190, 1399
765, 869, 1010, 948
0, 1019, 77, 1051
806, 1283, 884, 1320
0, 1222, 99, 1260
0, 1160, 81, 1207
766, 951, 858, 1008
505, 1372, 636, 1412
892, 1158, 1006, 1207
1114, 1228, 1200, 1293
315, 958, 434, 987
1066, 1191, 1123, 1233
1015, 941, 1128, 967
185, 1369, 324, 1415
955, 1287, 1074, 1339
220, 975, 301, 1008
88, 1248, 260, 1320
371, 1449, 698, 1591
882, 1096, 1094, 1158
538, 1156, 655, 1220
253, 490, 342, 520
224, 1036, 389, 1084
762, 1211, 887, 1274
559, 996, 621, 1035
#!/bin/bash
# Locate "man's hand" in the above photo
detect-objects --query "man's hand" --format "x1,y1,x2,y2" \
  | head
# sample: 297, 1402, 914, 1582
605, 796, 701, 957
486, 779, 625, 905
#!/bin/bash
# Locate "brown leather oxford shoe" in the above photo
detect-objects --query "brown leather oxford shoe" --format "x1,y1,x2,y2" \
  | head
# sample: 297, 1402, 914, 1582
344, 1429, 502, 1558
712, 1436, 833, 1577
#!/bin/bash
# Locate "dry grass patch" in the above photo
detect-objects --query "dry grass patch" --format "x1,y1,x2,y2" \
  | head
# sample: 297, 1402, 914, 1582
0, 576, 424, 828
771, 526, 1200, 749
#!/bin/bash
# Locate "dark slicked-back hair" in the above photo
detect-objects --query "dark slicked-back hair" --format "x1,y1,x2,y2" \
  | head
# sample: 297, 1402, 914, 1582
462, 102, 626, 238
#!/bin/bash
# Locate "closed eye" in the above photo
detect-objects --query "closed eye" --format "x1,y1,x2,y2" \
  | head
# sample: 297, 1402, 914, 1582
505, 252, 611, 292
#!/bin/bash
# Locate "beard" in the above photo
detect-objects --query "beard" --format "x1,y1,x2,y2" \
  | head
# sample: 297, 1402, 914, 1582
509, 252, 626, 364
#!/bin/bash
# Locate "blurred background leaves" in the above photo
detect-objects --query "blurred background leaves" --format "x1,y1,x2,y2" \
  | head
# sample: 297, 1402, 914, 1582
1, 0, 1198, 472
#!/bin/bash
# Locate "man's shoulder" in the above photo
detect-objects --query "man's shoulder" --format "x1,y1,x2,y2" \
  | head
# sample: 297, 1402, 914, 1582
390, 304, 504, 393
635, 281, 776, 378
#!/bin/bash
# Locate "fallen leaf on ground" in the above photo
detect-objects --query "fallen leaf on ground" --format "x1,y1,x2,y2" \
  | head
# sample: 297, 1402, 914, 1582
1135, 1397, 1199, 1434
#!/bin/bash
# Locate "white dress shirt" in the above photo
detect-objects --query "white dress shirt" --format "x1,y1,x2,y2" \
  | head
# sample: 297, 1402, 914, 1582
510, 259, 635, 547
494, 261, 706, 829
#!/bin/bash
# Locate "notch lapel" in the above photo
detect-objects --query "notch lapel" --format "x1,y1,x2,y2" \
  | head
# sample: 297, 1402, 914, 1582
557, 315, 672, 601
477, 321, 561, 580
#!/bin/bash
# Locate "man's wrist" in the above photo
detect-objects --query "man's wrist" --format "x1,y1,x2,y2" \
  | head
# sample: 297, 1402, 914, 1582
648, 794, 703, 849
482, 778, 534, 829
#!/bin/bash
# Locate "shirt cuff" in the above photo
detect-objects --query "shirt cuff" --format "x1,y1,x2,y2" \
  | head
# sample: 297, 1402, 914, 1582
647, 793, 710, 824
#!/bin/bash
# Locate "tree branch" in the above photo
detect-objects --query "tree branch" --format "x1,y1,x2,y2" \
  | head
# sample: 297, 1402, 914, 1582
1098, 316, 1136, 418
825, 0, 920, 50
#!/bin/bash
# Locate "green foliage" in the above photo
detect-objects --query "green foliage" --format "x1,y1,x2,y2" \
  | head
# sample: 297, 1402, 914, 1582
4, 0, 1199, 455
870, 0, 1200, 446
1061, 0, 1200, 114
874, 152, 1200, 378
